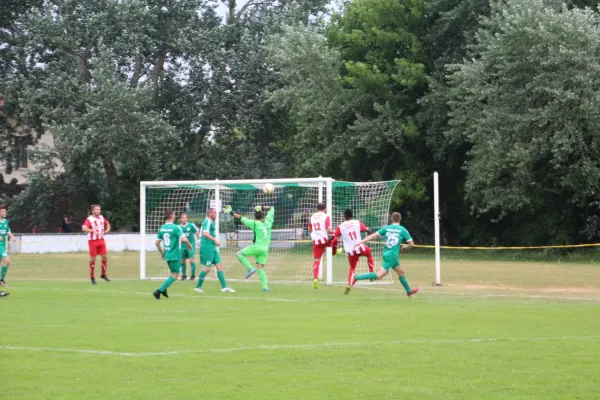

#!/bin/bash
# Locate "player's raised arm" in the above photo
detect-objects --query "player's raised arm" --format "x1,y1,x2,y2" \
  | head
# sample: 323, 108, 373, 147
264, 206, 274, 228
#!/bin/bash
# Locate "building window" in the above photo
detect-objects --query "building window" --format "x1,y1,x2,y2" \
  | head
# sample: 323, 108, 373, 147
13, 136, 28, 169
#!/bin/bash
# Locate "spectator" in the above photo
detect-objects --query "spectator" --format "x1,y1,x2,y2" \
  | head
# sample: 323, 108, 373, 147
62, 215, 72, 233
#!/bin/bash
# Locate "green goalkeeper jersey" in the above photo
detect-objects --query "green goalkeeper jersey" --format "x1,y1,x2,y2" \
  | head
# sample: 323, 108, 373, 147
240, 207, 275, 247
180, 222, 199, 248
157, 222, 184, 261
200, 218, 217, 251
0, 218, 10, 247
377, 223, 412, 259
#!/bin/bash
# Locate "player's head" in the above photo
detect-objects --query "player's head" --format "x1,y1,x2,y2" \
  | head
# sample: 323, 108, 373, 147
316, 202, 326, 211
0, 206, 6, 218
343, 208, 353, 221
254, 209, 264, 220
164, 209, 175, 221
180, 213, 188, 224
391, 212, 401, 223
207, 208, 217, 221
90, 204, 101, 216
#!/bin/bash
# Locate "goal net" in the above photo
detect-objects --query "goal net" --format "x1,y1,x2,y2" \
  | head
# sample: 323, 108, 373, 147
140, 178, 399, 285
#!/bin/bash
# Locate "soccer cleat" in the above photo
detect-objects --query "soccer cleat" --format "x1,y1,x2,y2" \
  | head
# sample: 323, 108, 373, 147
262, 287, 269, 292
160, 289, 169, 298
100, 274, 110, 282
91, 277, 97, 285
407, 286, 421, 298
0, 280, 7, 288
0, 291, 9, 297
221, 287, 236, 293
313, 279, 319, 289
334, 248, 343, 256
344, 286, 351, 295
194, 287, 204, 293
245, 268, 257, 279
181, 275, 187, 281
189, 275, 195, 281
152, 290, 161, 299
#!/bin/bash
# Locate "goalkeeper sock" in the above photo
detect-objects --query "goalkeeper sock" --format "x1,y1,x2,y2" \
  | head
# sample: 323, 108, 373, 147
399, 276, 411, 294
196, 270, 208, 289
191, 262, 196, 276
237, 254, 254, 271
180, 262, 187, 276
0, 266, 7, 280
159, 276, 176, 292
217, 270, 227, 289
258, 269, 268, 290
312, 260, 320, 279
356, 272, 377, 281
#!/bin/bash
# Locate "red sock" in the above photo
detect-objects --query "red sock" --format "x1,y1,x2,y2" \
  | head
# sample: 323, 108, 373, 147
312, 260, 320, 279
89, 262, 95, 278
365, 248, 375, 272
330, 237, 338, 254
101, 260, 107, 276
347, 267, 356, 286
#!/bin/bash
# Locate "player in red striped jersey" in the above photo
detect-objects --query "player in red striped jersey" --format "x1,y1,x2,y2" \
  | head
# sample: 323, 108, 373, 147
332, 209, 375, 294
308, 202, 338, 289
81, 205, 111, 285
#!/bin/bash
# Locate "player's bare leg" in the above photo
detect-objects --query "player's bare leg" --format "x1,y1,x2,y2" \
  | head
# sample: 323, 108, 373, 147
100, 254, 110, 282
393, 266, 420, 297
89, 255, 97, 285
0, 256, 10, 287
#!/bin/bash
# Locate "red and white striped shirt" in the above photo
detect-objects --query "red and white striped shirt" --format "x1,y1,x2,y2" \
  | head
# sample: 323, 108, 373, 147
83, 215, 109, 241
334, 219, 369, 256
308, 212, 331, 245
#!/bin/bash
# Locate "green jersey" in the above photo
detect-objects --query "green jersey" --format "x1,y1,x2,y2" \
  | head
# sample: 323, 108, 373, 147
240, 207, 275, 247
377, 224, 412, 258
200, 218, 217, 251
157, 222, 184, 261
0, 218, 10, 247
180, 222, 199, 247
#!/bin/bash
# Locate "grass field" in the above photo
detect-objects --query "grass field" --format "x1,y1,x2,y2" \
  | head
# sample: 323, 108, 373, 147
2, 252, 600, 399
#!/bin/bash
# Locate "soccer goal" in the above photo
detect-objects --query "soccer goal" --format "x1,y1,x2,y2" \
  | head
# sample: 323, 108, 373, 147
139, 178, 400, 285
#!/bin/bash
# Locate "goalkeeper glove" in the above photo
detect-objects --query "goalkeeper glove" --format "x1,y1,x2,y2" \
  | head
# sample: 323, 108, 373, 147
255, 205, 262, 212
223, 205, 233, 215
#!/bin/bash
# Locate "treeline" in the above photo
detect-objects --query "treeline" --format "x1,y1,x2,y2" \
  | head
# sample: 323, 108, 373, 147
1, 0, 599, 245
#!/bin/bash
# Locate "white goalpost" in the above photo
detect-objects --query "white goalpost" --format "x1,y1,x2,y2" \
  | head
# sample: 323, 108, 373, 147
139, 177, 400, 285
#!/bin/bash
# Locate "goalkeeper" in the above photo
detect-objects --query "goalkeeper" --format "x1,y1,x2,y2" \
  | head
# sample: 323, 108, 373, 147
224, 205, 274, 292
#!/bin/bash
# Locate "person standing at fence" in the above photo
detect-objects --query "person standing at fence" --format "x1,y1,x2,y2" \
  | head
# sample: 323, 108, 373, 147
82, 205, 111, 285
0, 206, 15, 295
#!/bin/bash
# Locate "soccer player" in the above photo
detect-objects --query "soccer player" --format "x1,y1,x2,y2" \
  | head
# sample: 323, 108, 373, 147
331, 209, 375, 294
0, 206, 14, 295
308, 202, 339, 289
349, 212, 420, 297
82, 204, 111, 285
153, 209, 193, 299
179, 213, 199, 280
194, 208, 235, 293
224, 204, 274, 292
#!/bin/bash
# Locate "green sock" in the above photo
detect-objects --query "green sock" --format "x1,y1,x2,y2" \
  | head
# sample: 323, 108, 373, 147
258, 269, 268, 289
159, 276, 176, 292
196, 270, 208, 289
0, 266, 7, 280
180, 262, 187, 276
191, 262, 196, 277
356, 272, 377, 281
237, 254, 253, 271
217, 270, 227, 289
399, 276, 411, 294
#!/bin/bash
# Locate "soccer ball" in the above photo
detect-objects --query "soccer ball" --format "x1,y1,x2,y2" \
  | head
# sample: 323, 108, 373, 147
263, 183, 275, 194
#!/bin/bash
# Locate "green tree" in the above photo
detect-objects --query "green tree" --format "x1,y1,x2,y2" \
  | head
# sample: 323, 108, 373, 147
447, 0, 600, 243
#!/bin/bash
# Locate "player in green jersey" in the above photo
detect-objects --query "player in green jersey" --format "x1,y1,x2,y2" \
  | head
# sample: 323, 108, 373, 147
0, 206, 13, 296
194, 208, 235, 293
153, 209, 193, 299
178, 213, 199, 280
224, 204, 274, 292
350, 212, 420, 297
